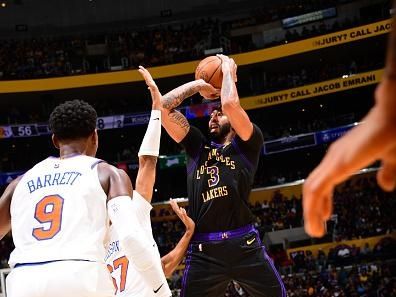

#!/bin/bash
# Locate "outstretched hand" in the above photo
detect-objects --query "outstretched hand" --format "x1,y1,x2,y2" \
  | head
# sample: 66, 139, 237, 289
217, 54, 237, 82
138, 66, 162, 110
303, 78, 396, 238
169, 199, 195, 232
198, 79, 221, 100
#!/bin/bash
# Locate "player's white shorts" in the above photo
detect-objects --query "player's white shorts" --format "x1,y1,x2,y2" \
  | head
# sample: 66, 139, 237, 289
6, 260, 115, 297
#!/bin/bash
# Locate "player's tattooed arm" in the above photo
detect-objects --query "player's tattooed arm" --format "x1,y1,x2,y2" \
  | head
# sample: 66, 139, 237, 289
162, 79, 219, 109
161, 80, 203, 110
169, 110, 190, 133
162, 109, 190, 143
217, 54, 253, 141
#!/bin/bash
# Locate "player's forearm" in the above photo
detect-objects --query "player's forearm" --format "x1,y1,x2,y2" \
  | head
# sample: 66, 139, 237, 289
161, 229, 194, 278
135, 156, 157, 202
162, 80, 204, 110
385, 2, 396, 79
220, 71, 239, 109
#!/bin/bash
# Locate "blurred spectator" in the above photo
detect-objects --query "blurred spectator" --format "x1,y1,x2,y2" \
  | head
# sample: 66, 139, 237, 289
0, 0, 389, 80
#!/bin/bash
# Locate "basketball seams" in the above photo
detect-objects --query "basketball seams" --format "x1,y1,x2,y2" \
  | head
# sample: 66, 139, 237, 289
195, 56, 221, 83
195, 56, 221, 81
208, 61, 222, 88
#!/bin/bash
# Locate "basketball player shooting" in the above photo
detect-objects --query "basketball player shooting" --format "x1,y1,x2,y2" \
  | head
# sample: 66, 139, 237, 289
139, 54, 286, 297
104, 66, 196, 297
303, 4, 396, 238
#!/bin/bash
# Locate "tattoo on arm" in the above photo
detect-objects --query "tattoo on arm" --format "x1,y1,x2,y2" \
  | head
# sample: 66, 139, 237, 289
162, 81, 201, 110
169, 111, 190, 133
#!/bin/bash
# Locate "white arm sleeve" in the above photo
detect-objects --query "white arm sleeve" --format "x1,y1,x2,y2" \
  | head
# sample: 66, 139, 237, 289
107, 196, 171, 297
138, 109, 161, 157
132, 190, 153, 236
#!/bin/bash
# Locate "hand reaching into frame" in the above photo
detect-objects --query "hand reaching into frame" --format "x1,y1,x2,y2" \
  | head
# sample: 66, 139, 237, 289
138, 66, 162, 110
303, 78, 396, 238
169, 199, 195, 233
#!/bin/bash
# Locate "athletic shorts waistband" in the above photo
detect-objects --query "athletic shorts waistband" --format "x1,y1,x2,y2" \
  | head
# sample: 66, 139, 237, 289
192, 224, 255, 242
14, 259, 93, 268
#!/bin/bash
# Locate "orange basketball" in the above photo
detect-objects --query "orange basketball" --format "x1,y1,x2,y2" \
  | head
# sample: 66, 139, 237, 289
195, 56, 223, 89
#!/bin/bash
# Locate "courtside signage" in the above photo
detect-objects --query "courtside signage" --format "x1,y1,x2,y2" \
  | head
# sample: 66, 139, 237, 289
241, 70, 382, 110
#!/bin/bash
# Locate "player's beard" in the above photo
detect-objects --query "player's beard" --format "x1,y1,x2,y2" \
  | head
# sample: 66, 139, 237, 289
209, 122, 232, 143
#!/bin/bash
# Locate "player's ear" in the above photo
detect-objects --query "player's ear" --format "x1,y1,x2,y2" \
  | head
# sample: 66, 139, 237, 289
92, 129, 98, 146
52, 134, 60, 149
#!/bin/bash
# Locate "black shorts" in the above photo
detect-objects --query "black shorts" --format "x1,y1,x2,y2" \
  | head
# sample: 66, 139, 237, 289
181, 225, 286, 297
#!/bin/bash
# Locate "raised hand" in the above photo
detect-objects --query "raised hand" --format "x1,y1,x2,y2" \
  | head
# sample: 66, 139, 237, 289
138, 66, 162, 110
198, 79, 221, 100
169, 199, 195, 232
217, 54, 237, 83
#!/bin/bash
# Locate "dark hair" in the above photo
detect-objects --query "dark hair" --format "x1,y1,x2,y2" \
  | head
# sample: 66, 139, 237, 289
49, 100, 97, 140
211, 102, 222, 113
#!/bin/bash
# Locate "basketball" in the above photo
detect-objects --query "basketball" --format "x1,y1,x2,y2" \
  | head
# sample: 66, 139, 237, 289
195, 56, 223, 89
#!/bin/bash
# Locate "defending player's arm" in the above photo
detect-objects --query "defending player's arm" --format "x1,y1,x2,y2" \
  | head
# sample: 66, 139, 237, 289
0, 177, 21, 240
100, 164, 168, 295
134, 156, 157, 202
138, 68, 196, 279
138, 66, 219, 143
217, 54, 253, 141
161, 199, 195, 278
135, 65, 163, 202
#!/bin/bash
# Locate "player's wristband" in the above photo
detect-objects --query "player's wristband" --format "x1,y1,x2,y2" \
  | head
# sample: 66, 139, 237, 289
138, 109, 161, 157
